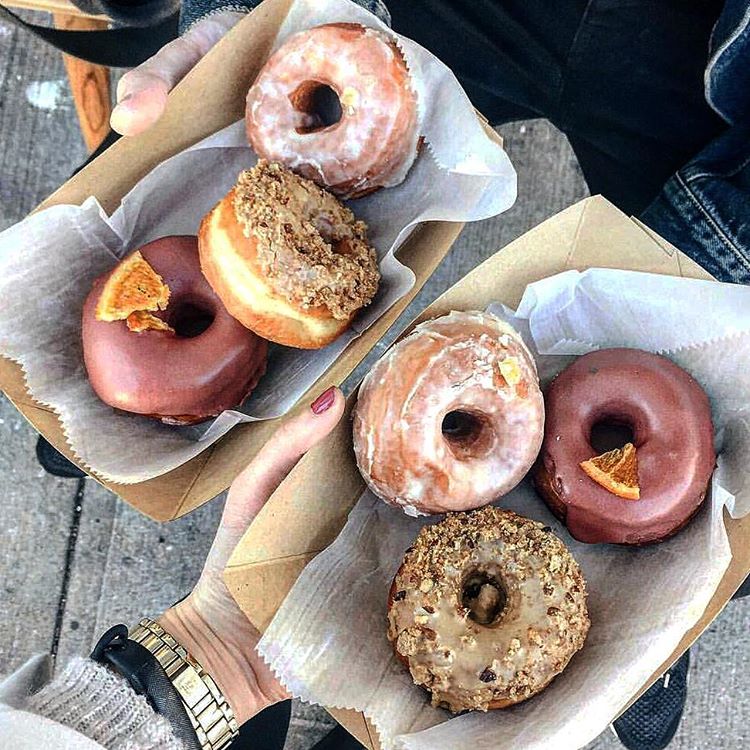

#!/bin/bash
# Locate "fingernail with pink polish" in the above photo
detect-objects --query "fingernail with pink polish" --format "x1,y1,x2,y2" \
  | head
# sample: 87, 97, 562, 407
311, 387, 336, 414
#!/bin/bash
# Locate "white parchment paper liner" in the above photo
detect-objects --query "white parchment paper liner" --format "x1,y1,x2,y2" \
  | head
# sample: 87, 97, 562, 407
0, 0, 516, 484
257, 269, 750, 750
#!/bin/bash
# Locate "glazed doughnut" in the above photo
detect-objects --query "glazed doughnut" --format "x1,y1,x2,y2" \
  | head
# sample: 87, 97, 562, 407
387, 507, 590, 712
353, 311, 544, 515
199, 161, 380, 349
246, 23, 419, 199
82, 236, 268, 425
533, 348, 715, 545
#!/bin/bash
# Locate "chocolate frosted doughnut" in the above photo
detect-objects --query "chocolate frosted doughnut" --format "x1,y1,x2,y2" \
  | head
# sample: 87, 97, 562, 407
82, 236, 268, 425
387, 508, 590, 712
533, 348, 715, 545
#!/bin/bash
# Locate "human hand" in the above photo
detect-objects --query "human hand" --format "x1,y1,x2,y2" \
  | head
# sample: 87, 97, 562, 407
158, 386, 344, 725
110, 11, 246, 137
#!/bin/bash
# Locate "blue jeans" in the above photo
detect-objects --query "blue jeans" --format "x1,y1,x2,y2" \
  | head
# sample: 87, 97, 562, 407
642, 126, 750, 283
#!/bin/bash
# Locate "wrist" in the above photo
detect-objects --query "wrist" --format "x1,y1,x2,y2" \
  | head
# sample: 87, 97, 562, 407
158, 601, 268, 725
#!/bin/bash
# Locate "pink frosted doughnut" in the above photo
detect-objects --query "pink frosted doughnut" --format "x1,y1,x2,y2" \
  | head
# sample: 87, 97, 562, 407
245, 23, 420, 199
353, 311, 545, 515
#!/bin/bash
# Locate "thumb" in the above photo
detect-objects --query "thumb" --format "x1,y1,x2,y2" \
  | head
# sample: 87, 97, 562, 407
205, 386, 345, 571
110, 12, 244, 136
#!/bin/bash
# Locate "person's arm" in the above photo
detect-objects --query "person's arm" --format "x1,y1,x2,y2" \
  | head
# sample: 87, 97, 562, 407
111, 0, 390, 137
0, 387, 344, 749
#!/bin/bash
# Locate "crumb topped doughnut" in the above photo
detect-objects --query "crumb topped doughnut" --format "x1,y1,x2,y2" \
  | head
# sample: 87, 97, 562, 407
353, 311, 544, 515
246, 23, 419, 199
199, 161, 380, 349
388, 507, 590, 712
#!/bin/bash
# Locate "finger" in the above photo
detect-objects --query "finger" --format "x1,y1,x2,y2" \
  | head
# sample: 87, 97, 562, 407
109, 77, 171, 137
206, 387, 345, 568
110, 12, 244, 136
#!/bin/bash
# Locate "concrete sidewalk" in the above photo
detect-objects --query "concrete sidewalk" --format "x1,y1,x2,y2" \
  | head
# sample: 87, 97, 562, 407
1, 14, 747, 750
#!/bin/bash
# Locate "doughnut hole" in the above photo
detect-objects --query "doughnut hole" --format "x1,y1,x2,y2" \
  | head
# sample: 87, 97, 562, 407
168, 302, 215, 338
461, 570, 508, 626
290, 81, 343, 134
310, 214, 354, 259
589, 420, 635, 454
441, 409, 495, 460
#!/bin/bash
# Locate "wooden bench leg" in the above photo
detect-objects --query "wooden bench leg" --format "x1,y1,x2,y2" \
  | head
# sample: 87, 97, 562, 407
52, 13, 112, 152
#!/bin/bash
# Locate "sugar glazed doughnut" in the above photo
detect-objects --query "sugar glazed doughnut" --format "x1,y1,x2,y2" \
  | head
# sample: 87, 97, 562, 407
388, 507, 590, 712
353, 311, 544, 515
82, 236, 267, 425
246, 23, 420, 199
199, 161, 380, 349
533, 348, 716, 545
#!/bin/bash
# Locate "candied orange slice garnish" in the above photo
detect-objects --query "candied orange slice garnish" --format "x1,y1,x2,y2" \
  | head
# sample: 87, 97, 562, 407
580, 442, 640, 500
95, 251, 170, 322
126, 310, 174, 334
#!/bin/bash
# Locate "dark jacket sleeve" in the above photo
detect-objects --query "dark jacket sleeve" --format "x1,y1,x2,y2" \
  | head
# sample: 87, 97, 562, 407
68, 0, 388, 31
69, 0, 179, 27
180, 0, 390, 33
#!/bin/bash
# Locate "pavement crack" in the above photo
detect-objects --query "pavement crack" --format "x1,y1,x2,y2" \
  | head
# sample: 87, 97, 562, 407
50, 477, 86, 664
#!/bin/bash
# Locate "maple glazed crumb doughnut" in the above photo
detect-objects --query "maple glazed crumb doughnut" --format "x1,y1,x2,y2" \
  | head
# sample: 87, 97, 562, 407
245, 23, 420, 199
199, 161, 380, 349
533, 348, 716, 545
82, 236, 268, 425
352, 311, 545, 515
387, 507, 590, 712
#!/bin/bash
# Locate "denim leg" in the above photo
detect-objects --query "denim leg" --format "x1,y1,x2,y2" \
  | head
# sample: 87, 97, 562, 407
641, 127, 750, 283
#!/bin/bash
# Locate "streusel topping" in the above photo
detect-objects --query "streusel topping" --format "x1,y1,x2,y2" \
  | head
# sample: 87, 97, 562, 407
233, 161, 380, 320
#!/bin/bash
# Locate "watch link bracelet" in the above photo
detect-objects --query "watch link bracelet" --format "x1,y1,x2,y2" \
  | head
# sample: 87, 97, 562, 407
92, 618, 239, 750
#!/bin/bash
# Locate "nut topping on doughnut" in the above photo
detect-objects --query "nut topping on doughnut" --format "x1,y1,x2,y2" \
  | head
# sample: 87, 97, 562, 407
95, 250, 170, 322
580, 442, 640, 500
388, 507, 589, 712
233, 161, 379, 320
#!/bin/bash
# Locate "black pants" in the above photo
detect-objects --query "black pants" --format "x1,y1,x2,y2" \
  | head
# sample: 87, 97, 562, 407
236, 704, 366, 750
390, 0, 727, 215
236, 699, 290, 749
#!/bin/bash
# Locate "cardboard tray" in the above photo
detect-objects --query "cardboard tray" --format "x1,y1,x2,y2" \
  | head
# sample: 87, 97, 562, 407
224, 196, 750, 748
0, 0, 500, 520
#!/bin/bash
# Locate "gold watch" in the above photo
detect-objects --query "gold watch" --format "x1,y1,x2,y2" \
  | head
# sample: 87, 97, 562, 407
129, 618, 239, 750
